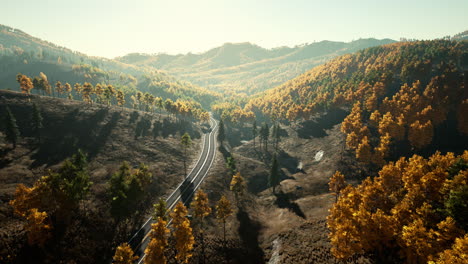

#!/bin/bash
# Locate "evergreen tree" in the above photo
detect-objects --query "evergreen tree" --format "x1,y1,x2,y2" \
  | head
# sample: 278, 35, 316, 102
145, 217, 169, 264
226, 155, 236, 176
230, 172, 245, 204
171, 202, 194, 264
4, 106, 20, 148
269, 155, 280, 193
252, 119, 257, 150
153, 198, 168, 221
181, 132, 192, 177
113, 243, 138, 264
217, 119, 225, 145
31, 103, 43, 143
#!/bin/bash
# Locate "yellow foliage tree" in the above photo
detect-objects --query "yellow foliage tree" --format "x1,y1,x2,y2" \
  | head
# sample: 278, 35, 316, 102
329, 171, 346, 202
328, 151, 467, 261
25, 208, 52, 247
230, 172, 246, 203
408, 120, 433, 149
190, 189, 211, 230
356, 136, 372, 163
145, 217, 169, 264
113, 243, 138, 264
216, 195, 233, 243
431, 234, 468, 264
170, 202, 194, 264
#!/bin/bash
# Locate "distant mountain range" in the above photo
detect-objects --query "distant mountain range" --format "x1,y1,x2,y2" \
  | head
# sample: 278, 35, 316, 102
116, 39, 397, 94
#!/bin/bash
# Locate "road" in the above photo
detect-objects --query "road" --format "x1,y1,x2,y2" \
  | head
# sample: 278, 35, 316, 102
125, 116, 218, 263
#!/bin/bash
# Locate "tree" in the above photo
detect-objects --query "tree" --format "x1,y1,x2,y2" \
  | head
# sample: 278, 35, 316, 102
216, 195, 233, 244
272, 123, 281, 152
191, 189, 211, 231
31, 103, 43, 143
261, 123, 270, 152
190, 189, 211, 263
408, 120, 433, 149
329, 171, 346, 202
17, 74, 34, 95
109, 162, 131, 219
356, 136, 372, 163
113, 243, 138, 264
327, 151, 468, 262
39, 72, 51, 95
3, 106, 20, 148
25, 208, 51, 247
230, 172, 245, 204
269, 155, 280, 193
55, 81, 63, 97
226, 155, 236, 176
252, 119, 257, 150
153, 198, 168, 221
171, 202, 194, 264
145, 217, 169, 264
433, 234, 468, 264
181, 132, 192, 177
217, 119, 225, 145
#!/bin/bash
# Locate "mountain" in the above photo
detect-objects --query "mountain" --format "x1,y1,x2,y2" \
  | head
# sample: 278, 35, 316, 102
116, 39, 396, 95
0, 24, 221, 109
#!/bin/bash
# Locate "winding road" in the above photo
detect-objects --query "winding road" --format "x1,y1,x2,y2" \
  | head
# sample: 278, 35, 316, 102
126, 116, 218, 263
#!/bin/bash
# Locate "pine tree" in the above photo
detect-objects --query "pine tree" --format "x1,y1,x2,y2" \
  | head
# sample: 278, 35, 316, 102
191, 189, 211, 231
153, 198, 168, 221
252, 119, 257, 150
171, 202, 194, 264
113, 243, 138, 264
31, 103, 43, 143
230, 172, 245, 204
217, 119, 225, 145
269, 155, 280, 193
4, 106, 20, 148
181, 132, 192, 177
145, 217, 169, 264
216, 195, 233, 244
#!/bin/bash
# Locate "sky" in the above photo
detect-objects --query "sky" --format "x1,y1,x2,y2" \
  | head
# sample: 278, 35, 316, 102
1, 0, 467, 58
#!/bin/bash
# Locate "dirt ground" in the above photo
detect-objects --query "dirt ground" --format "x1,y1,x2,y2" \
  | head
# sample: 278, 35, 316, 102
198, 108, 375, 264
0, 90, 204, 263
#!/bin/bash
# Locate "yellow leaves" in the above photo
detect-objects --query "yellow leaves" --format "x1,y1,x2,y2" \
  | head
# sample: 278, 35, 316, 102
170, 202, 194, 264
329, 171, 346, 199
145, 218, 169, 264
114, 243, 138, 264
230, 172, 245, 200
356, 136, 372, 163
432, 234, 468, 264
328, 152, 468, 262
191, 189, 211, 221
216, 195, 233, 223
25, 208, 51, 247
408, 120, 433, 149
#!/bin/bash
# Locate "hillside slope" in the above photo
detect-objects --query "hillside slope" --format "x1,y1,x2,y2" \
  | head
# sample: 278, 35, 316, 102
0, 90, 203, 263
0, 24, 221, 109
117, 39, 396, 94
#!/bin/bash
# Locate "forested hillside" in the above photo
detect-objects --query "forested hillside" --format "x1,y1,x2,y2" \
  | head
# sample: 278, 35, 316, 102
117, 39, 396, 95
0, 24, 221, 109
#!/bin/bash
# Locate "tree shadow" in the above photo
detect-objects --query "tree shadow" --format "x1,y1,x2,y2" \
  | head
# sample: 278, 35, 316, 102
180, 178, 195, 206
297, 108, 348, 139
236, 208, 265, 263
274, 191, 306, 219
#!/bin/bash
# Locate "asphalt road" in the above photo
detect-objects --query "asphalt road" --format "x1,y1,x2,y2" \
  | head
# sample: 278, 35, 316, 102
125, 116, 218, 263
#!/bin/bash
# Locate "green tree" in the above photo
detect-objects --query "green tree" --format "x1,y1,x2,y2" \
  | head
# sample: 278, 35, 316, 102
269, 155, 280, 193
31, 103, 43, 143
226, 155, 236, 176
3, 106, 20, 148
109, 162, 131, 219
153, 198, 168, 221
261, 123, 270, 152
217, 119, 225, 145
181, 132, 192, 177
252, 119, 257, 150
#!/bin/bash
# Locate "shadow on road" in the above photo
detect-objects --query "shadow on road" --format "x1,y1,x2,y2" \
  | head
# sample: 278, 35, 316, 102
180, 177, 195, 205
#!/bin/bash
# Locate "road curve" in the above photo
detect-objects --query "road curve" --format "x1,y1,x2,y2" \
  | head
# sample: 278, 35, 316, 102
125, 116, 218, 263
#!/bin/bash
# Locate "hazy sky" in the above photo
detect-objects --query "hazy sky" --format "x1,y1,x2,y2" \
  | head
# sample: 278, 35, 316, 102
1, 0, 467, 58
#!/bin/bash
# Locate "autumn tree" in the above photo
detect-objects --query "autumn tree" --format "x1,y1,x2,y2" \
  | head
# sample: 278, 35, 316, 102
3, 106, 20, 148
39, 72, 51, 95
327, 151, 468, 262
216, 195, 233, 244
55, 81, 63, 97
181, 132, 192, 177
145, 217, 169, 264
171, 202, 194, 264
329, 171, 346, 202
31, 103, 43, 143
64, 83, 72, 99
82, 82, 94, 103
269, 155, 280, 193
230, 172, 245, 204
113, 243, 138, 264
408, 120, 433, 149
17, 74, 34, 95
25, 208, 52, 247
191, 189, 211, 231
356, 136, 372, 163
116, 90, 126, 107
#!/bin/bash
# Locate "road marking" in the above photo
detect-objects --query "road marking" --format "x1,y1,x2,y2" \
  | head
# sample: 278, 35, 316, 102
134, 117, 218, 264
